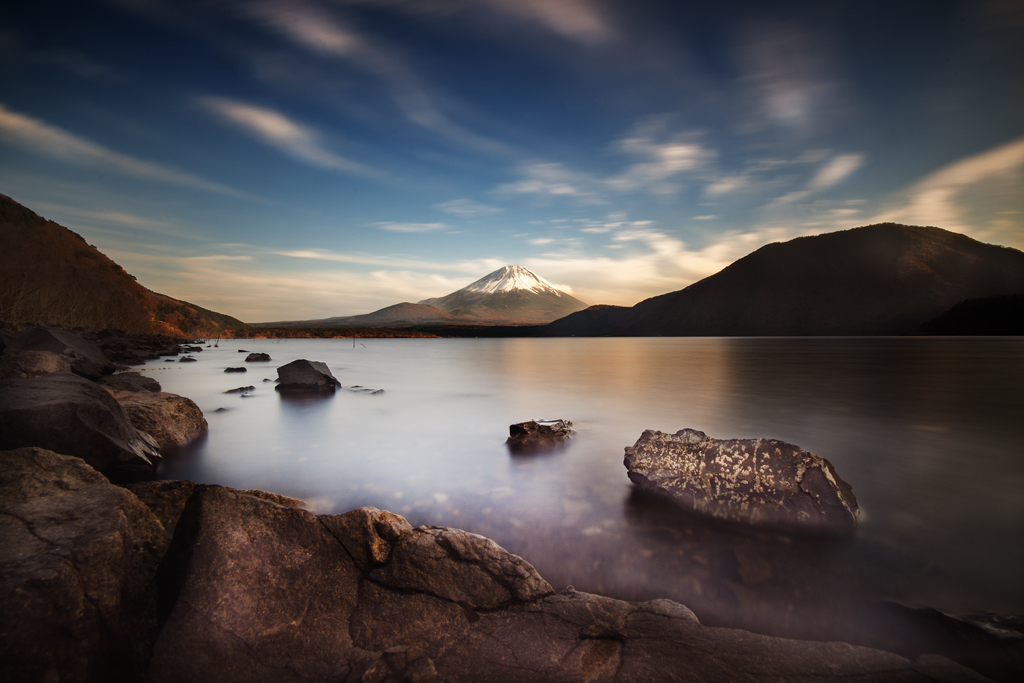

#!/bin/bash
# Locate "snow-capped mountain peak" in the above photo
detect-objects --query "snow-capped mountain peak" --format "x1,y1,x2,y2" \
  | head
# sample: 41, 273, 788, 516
462, 265, 566, 295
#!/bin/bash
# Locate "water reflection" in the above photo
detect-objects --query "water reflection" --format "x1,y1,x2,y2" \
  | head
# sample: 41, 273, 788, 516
148, 336, 1024, 658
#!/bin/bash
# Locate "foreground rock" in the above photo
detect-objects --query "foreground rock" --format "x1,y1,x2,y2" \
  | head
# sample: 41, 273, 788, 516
109, 391, 208, 449
0, 448, 167, 683
7, 326, 115, 380
141, 488, 977, 682
506, 419, 574, 453
276, 359, 341, 391
0, 371, 161, 481
0, 348, 70, 379
624, 428, 860, 536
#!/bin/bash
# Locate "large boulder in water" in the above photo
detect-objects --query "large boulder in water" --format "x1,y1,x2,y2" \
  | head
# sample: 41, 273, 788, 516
276, 359, 340, 391
0, 371, 161, 482
624, 428, 860, 536
0, 447, 167, 682
506, 419, 574, 453
7, 327, 114, 380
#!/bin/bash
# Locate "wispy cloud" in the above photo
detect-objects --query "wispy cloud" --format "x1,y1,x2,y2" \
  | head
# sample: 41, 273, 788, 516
498, 162, 603, 202
199, 97, 380, 177
481, 0, 615, 46
873, 135, 1024, 243
0, 103, 243, 197
768, 152, 864, 206
243, 1, 513, 155
374, 221, 449, 233
434, 198, 502, 216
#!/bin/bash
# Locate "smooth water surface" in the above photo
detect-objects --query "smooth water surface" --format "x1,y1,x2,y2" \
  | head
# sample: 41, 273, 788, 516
145, 337, 1024, 651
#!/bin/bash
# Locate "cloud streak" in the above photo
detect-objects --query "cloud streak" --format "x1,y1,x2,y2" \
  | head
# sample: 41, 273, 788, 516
199, 97, 380, 177
0, 103, 243, 197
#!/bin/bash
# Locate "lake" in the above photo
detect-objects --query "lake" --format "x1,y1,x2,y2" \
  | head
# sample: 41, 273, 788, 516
144, 336, 1023, 655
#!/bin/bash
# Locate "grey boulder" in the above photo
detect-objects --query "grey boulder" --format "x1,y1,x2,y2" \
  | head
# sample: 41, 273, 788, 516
624, 428, 860, 536
0, 371, 161, 482
276, 359, 340, 391
0, 448, 167, 683
7, 327, 114, 380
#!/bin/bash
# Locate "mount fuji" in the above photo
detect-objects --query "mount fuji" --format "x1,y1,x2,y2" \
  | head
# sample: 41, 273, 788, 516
418, 265, 588, 323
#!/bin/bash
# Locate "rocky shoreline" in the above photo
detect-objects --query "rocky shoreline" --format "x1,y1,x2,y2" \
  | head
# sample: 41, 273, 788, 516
0, 326, 1011, 681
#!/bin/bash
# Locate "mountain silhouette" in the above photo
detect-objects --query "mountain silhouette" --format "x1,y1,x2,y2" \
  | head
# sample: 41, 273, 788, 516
545, 224, 1024, 336
0, 193, 249, 337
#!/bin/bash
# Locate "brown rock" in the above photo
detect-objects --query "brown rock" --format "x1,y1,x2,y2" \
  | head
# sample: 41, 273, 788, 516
0, 348, 70, 379
110, 391, 208, 449
276, 359, 340, 391
0, 448, 167, 683
506, 419, 574, 453
624, 428, 860, 536
7, 326, 114, 380
0, 371, 161, 482
97, 371, 162, 393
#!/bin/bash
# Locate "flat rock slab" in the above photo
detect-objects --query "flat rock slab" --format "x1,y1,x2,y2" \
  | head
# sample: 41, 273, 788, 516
224, 367, 246, 373
0, 448, 167, 683
0, 371, 161, 481
140, 488, 978, 682
507, 419, 574, 454
8, 327, 114, 380
276, 359, 341, 391
110, 391, 208, 449
624, 428, 860, 536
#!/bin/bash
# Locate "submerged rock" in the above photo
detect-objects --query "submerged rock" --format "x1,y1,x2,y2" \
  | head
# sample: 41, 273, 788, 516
245, 352, 271, 362
179, 356, 197, 363
506, 419, 574, 453
276, 359, 341, 391
0, 448, 167, 682
624, 428, 859, 536
224, 385, 255, 394
0, 371, 161, 481
224, 367, 246, 373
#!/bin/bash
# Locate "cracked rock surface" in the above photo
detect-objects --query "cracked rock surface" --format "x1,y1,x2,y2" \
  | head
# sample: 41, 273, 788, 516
139, 486, 979, 682
0, 448, 167, 683
624, 428, 860, 536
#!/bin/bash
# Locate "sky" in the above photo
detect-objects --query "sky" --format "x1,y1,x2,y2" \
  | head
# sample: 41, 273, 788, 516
1, 0, 1023, 322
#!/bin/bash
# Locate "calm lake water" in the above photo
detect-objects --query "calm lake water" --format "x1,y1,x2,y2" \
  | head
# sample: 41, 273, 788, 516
144, 337, 1023, 654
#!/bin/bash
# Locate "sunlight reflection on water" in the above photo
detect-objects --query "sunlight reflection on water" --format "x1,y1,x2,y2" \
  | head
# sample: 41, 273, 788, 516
148, 336, 1024, 651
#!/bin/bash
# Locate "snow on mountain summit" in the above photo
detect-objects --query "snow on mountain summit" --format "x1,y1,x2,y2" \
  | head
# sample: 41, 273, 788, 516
462, 265, 567, 295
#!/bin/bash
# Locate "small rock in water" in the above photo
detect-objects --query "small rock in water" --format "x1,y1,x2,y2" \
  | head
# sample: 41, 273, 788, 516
348, 385, 384, 394
623, 428, 860, 536
238, 349, 247, 353
506, 419, 574, 454
245, 353, 271, 362
213, 407, 230, 412
262, 378, 273, 382
179, 356, 196, 363
224, 367, 246, 373
224, 386, 255, 394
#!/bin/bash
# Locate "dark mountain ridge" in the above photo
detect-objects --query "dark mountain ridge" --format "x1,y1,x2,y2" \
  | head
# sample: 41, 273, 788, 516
546, 224, 1024, 337
255, 302, 457, 328
0, 193, 250, 337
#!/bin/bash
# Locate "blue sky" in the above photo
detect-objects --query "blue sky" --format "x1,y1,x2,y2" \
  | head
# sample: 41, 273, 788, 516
1, 0, 1022, 321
